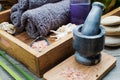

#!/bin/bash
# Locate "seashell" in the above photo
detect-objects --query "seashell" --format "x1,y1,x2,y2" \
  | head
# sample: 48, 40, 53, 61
56, 23, 76, 33
105, 36, 120, 47
50, 32, 68, 41
50, 23, 76, 40
101, 16, 120, 26
102, 25, 120, 36
0, 22, 16, 34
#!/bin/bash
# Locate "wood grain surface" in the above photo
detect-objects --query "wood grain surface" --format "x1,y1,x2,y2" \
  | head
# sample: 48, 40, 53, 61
44, 52, 116, 80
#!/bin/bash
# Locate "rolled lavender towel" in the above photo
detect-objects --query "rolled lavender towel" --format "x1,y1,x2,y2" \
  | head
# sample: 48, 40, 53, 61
10, 4, 22, 27
10, 4, 24, 32
21, 0, 70, 38
11, 3, 19, 13
18, 0, 28, 10
11, 0, 61, 32
19, 0, 62, 10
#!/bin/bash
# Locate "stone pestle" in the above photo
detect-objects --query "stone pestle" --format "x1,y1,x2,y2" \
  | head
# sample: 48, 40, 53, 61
81, 2, 104, 36
73, 2, 105, 66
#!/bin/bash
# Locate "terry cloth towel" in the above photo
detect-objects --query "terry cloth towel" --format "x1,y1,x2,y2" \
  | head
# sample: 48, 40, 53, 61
21, 0, 70, 38
10, 0, 61, 32
10, 3, 24, 32
19, 0, 62, 10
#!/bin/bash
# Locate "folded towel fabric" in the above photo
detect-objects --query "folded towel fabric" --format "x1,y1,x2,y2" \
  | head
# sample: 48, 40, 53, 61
10, 0, 61, 32
11, 3, 19, 13
21, 0, 70, 38
19, 0, 62, 10
18, 0, 28, 10
10, 3, 24, 32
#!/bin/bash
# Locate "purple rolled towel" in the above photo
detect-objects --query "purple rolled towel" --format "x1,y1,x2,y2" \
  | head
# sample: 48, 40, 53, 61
19, 0, 62, 10
21, 0, 70, 38
11, 0, 61, 32
10, 4, 24, 32
18, 0, 29, 10
11, 3, 19, 13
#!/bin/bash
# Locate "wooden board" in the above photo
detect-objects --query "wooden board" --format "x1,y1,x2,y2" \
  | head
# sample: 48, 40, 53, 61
102, 7, 120, 18
44, 52, 116, 80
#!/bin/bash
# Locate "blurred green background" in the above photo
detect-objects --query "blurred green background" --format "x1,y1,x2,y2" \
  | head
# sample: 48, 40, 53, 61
91, 0, 120, 13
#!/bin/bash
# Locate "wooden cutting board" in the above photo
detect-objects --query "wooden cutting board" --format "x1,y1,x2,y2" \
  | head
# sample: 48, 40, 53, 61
44, 52, 116, 80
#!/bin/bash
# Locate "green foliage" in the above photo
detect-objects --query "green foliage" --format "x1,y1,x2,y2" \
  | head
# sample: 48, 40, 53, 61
91, 0, 117, 13
115, 0, 120, 7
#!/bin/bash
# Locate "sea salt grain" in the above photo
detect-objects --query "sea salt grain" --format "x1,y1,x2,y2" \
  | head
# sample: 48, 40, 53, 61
60, 67, 88, 80
31, 40, 48, 52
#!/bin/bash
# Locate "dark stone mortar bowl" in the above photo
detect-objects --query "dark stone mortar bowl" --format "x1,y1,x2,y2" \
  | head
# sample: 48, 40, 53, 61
73, 24, 105, 65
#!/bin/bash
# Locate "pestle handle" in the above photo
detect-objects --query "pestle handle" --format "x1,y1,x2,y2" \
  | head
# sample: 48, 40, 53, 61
81, 2, 104, 36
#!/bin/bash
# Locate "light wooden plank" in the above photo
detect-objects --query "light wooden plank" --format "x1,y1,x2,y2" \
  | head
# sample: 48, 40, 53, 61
102, 7, 120, 19
44, 52, 116, 80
